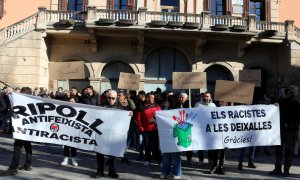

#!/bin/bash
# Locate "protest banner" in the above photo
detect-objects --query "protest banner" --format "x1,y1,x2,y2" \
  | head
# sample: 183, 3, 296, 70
49, 61, 85, 80
118, 72, 141, 91
239, 69, 261, 87
156, 105, 280, 153
214, 80, 255, 104
172, 72, 206, 89
8, 93, 131, 157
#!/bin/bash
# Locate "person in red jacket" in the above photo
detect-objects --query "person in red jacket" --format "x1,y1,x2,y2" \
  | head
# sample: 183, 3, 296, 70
136, 92, 162, 166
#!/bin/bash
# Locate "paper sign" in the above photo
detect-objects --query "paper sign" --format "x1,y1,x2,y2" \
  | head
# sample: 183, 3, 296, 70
214, 80, 255, 104
239, 69, 261, 87
118, 72, 141, 90
49, 61, 85, 80
173, 72, 206, 89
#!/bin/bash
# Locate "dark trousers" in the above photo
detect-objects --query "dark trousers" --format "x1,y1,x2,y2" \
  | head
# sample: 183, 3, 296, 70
212, 149, 225, 167
96, 153, 116, 174
186, 150, 212, 162
143, 131, 162, 164
274, 131, 295, 172
10, 139, 32, 170
64, 146, 77, 157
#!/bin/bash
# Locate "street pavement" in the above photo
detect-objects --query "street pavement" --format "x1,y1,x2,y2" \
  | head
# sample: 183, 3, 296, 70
0, 133, 300, 180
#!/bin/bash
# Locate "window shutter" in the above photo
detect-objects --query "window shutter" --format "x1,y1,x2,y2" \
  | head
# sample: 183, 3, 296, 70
128, 0, 134, 10
265, 0, 271, 21
107, 0, 113, 9
226, 0, 232, 15
243, 0, 249, 17
204, 0, 210, 11
0, 0, 4, 19
59, 0, 68, 11
82, 0, 88, 12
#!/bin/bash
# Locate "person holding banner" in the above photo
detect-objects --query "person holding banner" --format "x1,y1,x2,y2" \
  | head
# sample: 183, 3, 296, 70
209, 101, 228, 175
161, 93, 182, 179
60, 97, 79, 167
269, 88, 300, 177
194, 92, 216, 167
136, 92, 162, 167
94, 90, 124, 178
117, 90, 136, 164
1, 87, 33, 176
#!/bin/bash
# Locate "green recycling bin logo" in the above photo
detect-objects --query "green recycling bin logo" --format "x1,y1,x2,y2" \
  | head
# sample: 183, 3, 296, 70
172, 110, 193, 148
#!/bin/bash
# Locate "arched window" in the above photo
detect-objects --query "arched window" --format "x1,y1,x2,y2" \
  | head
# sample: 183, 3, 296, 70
204, 65, 233, 95
145, 47, 189, 92
100, 62, 134, 93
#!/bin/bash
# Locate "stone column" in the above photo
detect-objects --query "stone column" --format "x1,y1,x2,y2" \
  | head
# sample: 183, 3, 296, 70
138, 7, 148, 26
36, 7, 47, 31
248, 14, 257, 32
89, 78, 100, 93
86, 6, 97, 26
201, 11, 211, 30
285, 20, 296, 41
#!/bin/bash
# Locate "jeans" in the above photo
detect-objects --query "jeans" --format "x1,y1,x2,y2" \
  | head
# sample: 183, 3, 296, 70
239, 146, 255, 164
162, 152, 182, 176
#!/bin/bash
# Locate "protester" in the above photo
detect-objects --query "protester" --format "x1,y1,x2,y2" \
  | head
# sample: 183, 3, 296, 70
136, 92, 162, 166
209, 101, 228, 174
135, 90, 147, 160
69, 87, 80, 102
1, 87, 33, 176
161, 93, 182, 179
194, 91, 216, 167
117, 90, 136, 164
269, 88, 300, 177
0, 91, 7, 133
93, 90, 123, 178
80, 86, 100, 106
60, 97, 79, 167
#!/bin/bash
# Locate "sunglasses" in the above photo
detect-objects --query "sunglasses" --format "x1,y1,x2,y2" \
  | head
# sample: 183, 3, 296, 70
107, 97, 116, 100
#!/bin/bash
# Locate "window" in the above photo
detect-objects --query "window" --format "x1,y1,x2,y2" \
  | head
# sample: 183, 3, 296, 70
108, 0, 134, 10
211, 0, 226, 15
0, 0, 4, 19
68, 0, 82, 11
250, 0, 265, 21
58, 0, 88, 11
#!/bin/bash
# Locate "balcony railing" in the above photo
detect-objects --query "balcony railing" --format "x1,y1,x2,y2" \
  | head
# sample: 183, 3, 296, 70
46, 10, 86, 25
295, 26, 300, 39
96, 9, 138, 22
1, 8, 300, 47
256, 21, 285, 34
0, 13, 37, 45
210, 15, 247, 27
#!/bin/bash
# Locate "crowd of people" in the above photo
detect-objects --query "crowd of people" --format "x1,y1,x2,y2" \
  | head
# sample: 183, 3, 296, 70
0, 85, 299, 179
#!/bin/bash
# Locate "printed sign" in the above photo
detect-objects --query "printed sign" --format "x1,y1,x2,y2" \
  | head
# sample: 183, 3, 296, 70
173, 72, 206, 89
49, 61, 85, 80
8, 93, 131, 157
118, 72, 141, 91
239, 69, 261, 87
214, 80, 255, 104
156, 105, 280, 153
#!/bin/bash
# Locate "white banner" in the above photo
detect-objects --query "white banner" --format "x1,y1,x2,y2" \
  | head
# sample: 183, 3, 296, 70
156, 105, 280, 153
8, 93, 131, 157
